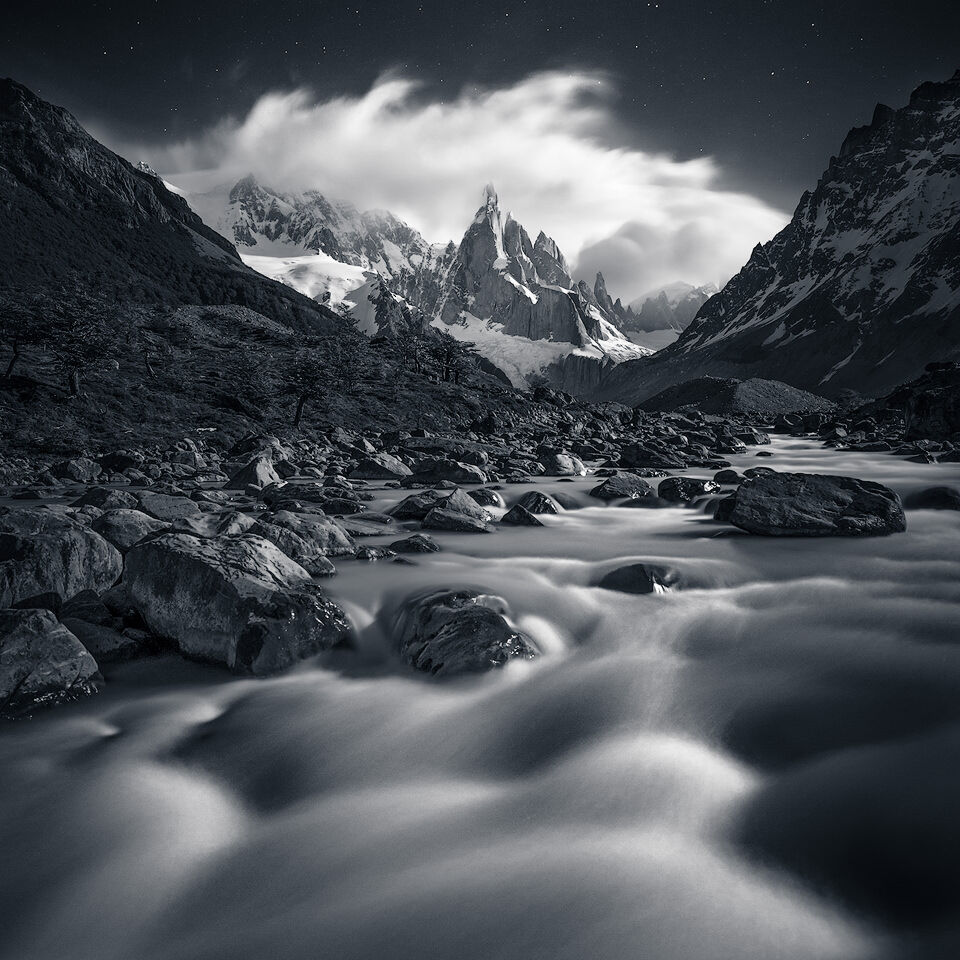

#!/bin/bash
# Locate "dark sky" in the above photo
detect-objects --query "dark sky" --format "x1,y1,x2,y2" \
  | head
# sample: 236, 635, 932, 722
4, 0, 958, 210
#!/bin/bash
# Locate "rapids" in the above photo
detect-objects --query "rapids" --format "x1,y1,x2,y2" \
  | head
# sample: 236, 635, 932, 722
1, 438, 959, 960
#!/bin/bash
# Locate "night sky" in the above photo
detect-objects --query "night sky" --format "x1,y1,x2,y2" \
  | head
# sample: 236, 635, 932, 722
5, 0, 958, 210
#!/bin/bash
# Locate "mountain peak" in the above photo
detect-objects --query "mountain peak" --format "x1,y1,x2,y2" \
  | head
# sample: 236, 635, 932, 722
483, 182, 498, 205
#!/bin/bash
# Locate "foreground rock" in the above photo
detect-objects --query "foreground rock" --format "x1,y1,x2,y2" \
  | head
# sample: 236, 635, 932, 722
728, 473, 906, 536
0, 509, 122, 606
124, 533, 353, 674
0, 608, 99, 717
392, 588, 538, 676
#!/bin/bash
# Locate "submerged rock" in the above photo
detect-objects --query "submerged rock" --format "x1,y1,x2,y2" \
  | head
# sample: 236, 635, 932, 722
728, 472, 906, 536
588, 474, 655, 501
393, 588, 537, 676
903, 486, 960, 511
124, 533, 353, 674
500, 504, 544, 526
596, 562, 680, 594
516, 491, 562, 514
0, 608, 99, 717
657, 477, 721, 503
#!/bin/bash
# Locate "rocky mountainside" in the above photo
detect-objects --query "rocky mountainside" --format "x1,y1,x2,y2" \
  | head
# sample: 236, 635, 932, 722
431, 185, 650, 389
600, 69, 960, 404
625, 282, 718, 333
0, 79, 339, 333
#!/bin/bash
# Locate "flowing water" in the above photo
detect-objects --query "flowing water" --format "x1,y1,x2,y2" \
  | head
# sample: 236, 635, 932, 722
2, 438, 959, 960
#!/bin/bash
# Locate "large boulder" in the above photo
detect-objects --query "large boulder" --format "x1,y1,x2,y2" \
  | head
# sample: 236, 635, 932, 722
50, 457, 102, 483
348, 453, 412, 480
409, 457, 487, 484
392, 588, 538, 676
71, 487, 139, 511
0, 509, 122, 606
588, 474, 655, 501
135, 491, 202, 522
226, 456, 282, 490
0, 608, 99, 717
92, 508, 169, 552
124, 533, 353, 675
538, 453, 586, 476
657, 477, 721, 503
249, 510, 355, 573
728, 472, 906, 536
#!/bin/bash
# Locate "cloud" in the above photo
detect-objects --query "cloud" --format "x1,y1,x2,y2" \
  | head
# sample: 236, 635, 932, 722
113, 71, 789, 303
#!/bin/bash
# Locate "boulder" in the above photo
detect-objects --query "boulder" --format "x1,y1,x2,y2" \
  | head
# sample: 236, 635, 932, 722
468, 488, 507, 509
0, 509, 122, 607
588, 474, 655, 501
136, 491, 202, 522
728, 473, 906, 536
124, 533, 353, 675
91, 508, 169, 552
500, 504, 544, 526
903, 486, 960, 511
389, 534, 441, 554
657, 477, 721, 503
71, 487, 139, 511
172, 511, 257, 538
596, 563, 680, 594
249, 510, 355, 574
388, 490, 444, 520
410, 457, 487, 484
392, 588, 537, 676
50, 457, 101, 483
348, 453, 412, 480
0, 608, 99, 717
515, 491, 562, 514
621, 443, 686, 469
226, 456, 281, 491
539, 453, 586, 476
421, 508, 493, 533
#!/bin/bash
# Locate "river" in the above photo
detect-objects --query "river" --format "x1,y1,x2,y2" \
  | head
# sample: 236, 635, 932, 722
1, 437, 958, 960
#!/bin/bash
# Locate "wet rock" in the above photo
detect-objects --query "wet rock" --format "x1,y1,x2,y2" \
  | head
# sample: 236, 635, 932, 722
516, 491, 562, 514
714, 469, 743, 485
621, 443, 686, 469
393, 588, 537, 676
728, 473, 906, 536
421, 508, 493, 533
249, 510, 354, 573
60, 618, 151, 663
51, 457, 102, 483
588, 474, 655, 501
355, 545, 395, 561
0, 509, 122, 607
658, 477, 721, 503
173, 511, 257, 539
0, 608, 99, 717
388, 490, 443, 521
348, 453, 412, 480
903, 486, 960, 511
468, 488, 507, 509
596, 562, 680, 594
714, 495, 738, 522
389, 534, 441, 554
135, 491, 202, 522
409, 457, 487, 485
91, 508, 169, 552
124, 533, 353, 675
500, 504, 544, 526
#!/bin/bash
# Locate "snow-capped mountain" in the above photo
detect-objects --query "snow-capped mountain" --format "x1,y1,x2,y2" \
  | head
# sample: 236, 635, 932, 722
182, 174, 448, 278
600, 69, 960, 403
626, 282, 718, 332
432, 184, 650, 387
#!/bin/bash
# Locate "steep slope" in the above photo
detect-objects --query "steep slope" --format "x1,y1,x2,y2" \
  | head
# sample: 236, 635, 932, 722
0, 79, 339, 332
600, 69, 960, 404
434, 185, 650, 388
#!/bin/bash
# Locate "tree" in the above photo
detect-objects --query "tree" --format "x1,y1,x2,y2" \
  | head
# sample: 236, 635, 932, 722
0, 297, 50, 377
51, 303, 121, 396
277, 333, 363, 427
428, 330, 477, 384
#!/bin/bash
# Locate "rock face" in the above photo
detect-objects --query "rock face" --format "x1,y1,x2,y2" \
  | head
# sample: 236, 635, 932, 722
0, 608, 99, 717
727, 473, 907, 536
124, 533, 353, 674
0, 509, 122, 606
599, 70, 960, 404
392, 588, 537, 676
625, 282, 718, 333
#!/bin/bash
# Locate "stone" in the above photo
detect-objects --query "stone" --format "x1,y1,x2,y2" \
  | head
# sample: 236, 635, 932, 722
468, 488, 507, 509
621, 444, 686, 469
515, 491, 562, 514
136, 491, 202, 522
538, 453, 586, 476
0, 509, 122, 607
92, 509, 169, 552
588, 474, 655, 501
388, 491, 444, 520
51, 457, 102, 483
410, 457, 487, 484
728, 472, 907, 536
226, 456, 281, 491
173, 511, 257, 538
657, 477, 721, 503
0, 608, 99, 717
903, 486, 960, 511
348, 453, 412, 480
596, 562, 680, 594
421, 508, 493, 533
71, 487, 139, 511
389, 534, 441, 554
500, 504, 544, 526
392, 588, 537, 676
124, 533, 353, 675
249, 510, 355, 574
